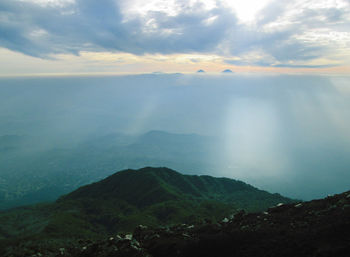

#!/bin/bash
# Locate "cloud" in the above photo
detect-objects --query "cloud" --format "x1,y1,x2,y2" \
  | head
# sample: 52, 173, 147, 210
0, 0, 235, 57
0, 0, 349, 68
223, 0, 350, 67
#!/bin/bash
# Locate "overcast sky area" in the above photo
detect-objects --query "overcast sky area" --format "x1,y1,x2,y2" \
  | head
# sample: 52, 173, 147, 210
0, 0, 350, 75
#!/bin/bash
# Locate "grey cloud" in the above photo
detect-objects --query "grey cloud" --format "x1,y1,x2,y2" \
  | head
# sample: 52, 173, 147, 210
0, 0, 348, 67
223, 0, 350, 67
0, 0, 235, 57
225, 59, 273, 67
272, 64, 337, 68
224, 26, 324, 67
224, 59, 337, 69
266, 40, 323, 62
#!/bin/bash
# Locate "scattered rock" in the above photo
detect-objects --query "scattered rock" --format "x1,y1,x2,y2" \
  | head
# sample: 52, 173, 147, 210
222, 217, 229, 223
294, 203, 303, 208
4, 190, 350, 257
59, 248, 65, 255
342, 204, 350, 209
125, 234, 133, 240
234, 210, 246, 220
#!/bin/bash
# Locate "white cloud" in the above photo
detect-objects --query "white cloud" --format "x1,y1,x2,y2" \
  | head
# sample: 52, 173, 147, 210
0, 0, 349, 70
224, 0, 272, 24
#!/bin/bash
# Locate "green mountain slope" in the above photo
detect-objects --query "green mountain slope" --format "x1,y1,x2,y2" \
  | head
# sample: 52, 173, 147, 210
0, 167, 294, 254
63, 167, 291, 211
8, 190, 348, 257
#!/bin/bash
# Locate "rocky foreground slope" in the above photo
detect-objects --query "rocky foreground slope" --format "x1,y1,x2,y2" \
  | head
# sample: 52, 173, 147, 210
0, 167, 295, 257
16, 190, 350, 257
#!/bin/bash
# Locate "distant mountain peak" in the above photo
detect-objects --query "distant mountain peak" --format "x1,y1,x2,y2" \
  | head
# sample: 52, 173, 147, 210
222, 69, 233, 73
197, 69, 205, 73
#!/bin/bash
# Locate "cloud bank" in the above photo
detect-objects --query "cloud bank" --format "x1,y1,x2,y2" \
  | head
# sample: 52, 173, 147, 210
0, 0, 349, 68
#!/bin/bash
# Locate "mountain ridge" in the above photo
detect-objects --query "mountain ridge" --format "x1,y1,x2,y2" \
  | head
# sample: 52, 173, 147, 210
1, 183, 349, 257
0, 167, 295, 255
60, 167, 292, 210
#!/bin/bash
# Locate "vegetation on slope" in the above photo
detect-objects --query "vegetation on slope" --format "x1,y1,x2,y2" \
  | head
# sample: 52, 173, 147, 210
0, 167, 294, 255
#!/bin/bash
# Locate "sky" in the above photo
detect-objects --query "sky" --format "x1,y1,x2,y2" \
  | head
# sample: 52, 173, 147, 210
1, 0, 350, 75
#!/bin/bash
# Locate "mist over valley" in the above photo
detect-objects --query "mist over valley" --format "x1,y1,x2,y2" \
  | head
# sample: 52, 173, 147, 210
1, 74, 349, 208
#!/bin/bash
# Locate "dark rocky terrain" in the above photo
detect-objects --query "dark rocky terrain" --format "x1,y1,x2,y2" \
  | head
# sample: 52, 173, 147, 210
0, 167, 294, 256
5, 189, 350, 257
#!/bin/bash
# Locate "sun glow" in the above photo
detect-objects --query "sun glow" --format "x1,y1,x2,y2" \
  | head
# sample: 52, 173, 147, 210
223, 0, 272, 23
